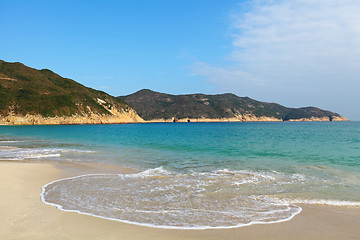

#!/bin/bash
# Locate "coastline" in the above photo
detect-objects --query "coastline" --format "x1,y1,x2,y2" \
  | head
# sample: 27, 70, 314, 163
0, 116, 349, 125
1, 160, 359, 240
145, 116, 348, 123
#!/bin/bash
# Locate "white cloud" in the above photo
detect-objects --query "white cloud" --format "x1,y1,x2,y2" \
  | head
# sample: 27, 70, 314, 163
230, 0, 360, 81
192, 62, 262, 86
192, 0, 360, 119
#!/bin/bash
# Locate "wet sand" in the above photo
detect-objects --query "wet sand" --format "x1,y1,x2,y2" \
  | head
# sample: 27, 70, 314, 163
1, 161, 359, 240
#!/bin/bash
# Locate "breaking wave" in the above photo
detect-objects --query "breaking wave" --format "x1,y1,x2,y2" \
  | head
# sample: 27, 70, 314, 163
41, 167, 305, 229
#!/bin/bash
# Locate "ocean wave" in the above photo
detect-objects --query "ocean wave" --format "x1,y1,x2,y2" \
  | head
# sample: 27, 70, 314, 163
119, 166, 172, 179
39, 166, 360, 229
41, 168, 304, 229
0, 146, 96, 161
119, 167, 307, 185
288, 198, 360, 207
29, 153, 62, 159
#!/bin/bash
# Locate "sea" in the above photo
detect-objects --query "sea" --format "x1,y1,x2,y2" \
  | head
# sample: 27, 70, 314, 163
0, 121, 359, 229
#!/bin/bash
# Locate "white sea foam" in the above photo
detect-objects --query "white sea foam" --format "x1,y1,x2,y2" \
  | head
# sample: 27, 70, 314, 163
40, 166, 360, 229
288, 199, 360, 207
41, 167, 305, 229
0, 146, 95, 161
120, 166, 172, 178
61, 149, 96, 153
29, 153, 61, 159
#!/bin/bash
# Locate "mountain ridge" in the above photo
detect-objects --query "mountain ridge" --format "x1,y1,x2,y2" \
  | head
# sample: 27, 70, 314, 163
119, 89, 348, 122
0, 60, 348, 124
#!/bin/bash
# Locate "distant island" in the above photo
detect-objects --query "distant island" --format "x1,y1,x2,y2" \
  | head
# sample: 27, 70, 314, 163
0, 60, 348, 125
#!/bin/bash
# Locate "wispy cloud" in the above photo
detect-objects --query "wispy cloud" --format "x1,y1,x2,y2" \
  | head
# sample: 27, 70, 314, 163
192, 0, 360, 118
192, 62, 262, 85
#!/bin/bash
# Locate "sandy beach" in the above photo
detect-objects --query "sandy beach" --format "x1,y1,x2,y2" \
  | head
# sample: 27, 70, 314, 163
1, 161, 360, 240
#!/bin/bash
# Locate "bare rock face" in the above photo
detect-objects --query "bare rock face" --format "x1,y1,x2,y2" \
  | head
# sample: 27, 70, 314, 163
143, 114, 349, 123
0, 108, 144, 125
330, 116, 349, 121
287, 116, 349, 122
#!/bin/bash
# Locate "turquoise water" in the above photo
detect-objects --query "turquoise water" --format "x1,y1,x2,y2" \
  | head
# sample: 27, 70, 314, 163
1, 122, 360, 228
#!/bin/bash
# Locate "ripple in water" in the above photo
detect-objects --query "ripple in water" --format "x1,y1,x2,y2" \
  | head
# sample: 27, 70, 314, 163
42, 167, 302, 229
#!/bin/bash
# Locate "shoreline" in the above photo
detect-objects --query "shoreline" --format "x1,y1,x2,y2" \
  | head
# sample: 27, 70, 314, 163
40, 172, 303, 230
0, 118, 351, 126
1, 160, 360, 239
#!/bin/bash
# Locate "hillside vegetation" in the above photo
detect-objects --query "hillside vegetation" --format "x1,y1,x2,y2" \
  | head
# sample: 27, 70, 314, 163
0, 60, 347, 124
119, 89, 347, 122
0, 60, 142, 124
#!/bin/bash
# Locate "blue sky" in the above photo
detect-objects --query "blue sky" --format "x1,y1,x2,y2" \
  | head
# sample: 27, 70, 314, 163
1, 0, 360, 120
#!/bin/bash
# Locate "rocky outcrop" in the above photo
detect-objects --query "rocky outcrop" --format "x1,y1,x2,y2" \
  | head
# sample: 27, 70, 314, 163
145, 115, 348, 123
0, 108, 144, 125
287, 116, 348, 122
147, 115, 282, 123
330, 116, 349, 121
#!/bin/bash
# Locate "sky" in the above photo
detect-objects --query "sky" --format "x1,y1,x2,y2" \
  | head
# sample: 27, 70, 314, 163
1, 0, 359, 120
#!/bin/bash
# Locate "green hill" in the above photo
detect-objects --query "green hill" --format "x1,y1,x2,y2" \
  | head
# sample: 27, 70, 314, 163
119, 89, 347, 122
0, 60, 142, 124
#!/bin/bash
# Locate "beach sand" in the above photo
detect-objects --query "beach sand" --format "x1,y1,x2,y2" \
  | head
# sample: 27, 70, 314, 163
1, 161, 360, 240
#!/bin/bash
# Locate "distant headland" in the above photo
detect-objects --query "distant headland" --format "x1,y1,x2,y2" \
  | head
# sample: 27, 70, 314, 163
119, 89, 348, 123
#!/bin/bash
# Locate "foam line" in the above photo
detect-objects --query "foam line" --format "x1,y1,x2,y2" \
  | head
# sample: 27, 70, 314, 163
289, 199, 360, 207
41, 173, 303, 230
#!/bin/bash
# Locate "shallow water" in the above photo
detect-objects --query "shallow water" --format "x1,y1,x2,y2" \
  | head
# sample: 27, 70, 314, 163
1, 122, 360, 228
